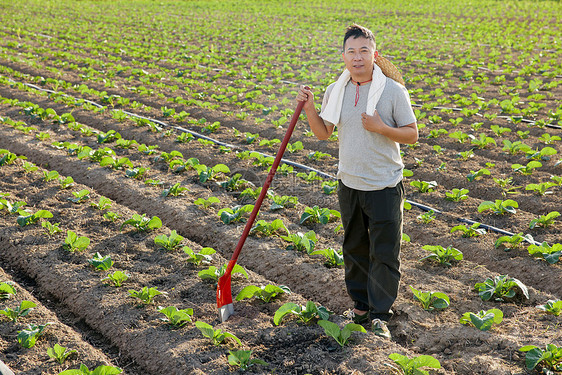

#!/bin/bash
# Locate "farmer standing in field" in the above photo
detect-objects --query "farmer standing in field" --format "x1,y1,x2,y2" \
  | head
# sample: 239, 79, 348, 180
296, 24, 418, 338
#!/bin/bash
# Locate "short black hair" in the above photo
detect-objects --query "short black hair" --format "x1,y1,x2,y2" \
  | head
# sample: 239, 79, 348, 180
343, 24, 376, 52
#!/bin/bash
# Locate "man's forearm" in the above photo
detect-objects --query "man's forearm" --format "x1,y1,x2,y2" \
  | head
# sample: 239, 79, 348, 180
306, 108, 334, 140
379, 123, 418, 145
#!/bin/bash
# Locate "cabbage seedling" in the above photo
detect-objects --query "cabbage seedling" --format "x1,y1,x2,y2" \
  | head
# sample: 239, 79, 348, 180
59, 176, 75, 189
525, 182, 556, 196
420, 245, 463, 266
194, 196, 220, 209
416, 210, 436, 224
536, 300, 562, 316
63, 230, 90, 252
102, 271, 129, 287
528, 242, 561, 264
317, 320, 366, 347
47, 343, 77, 364
125, 167, 150, 179
88, 253, 114, 271
250, 219, 288, 237
17, 323, 52, 348
478, 199, 518, 215
154, 230, 184, 251
43, 170, 60, 182
228, 350, 268, 371
310, 247, 344, 268
466, 168, 490, 182
162, 182, 189, 197
519, 344, 562, 373
494, 233, 534, 251
157, 306, 194, 327
235, 284, 291, 303
282, 231, 317, 254
450, 222, 486, 238
183, 246, 216, 265
410, 180, 438, 193
0, 282, 16, 299
120, 214, 162, 232
296, 171, 323, 184
17, 209, 53, 227
270, 195, 298, 211
444, 188, 469, 202
0, 300, 36, 322
90, 197, 112, 210
194, 163, 230, 183
42, 221, 62, 237
128, 286, 166, 305
386, 353, 441, 375
218, 204, 254, 224
58, 364, 123, 375
274, 301, 332, 325
529, 211, 559, 229
460, 308, 503, 331
474, 275, 529, 302
300, 206, 340, 225
195, 321, 241, 346
68, 189, 90, 204
409, 286, 450, 311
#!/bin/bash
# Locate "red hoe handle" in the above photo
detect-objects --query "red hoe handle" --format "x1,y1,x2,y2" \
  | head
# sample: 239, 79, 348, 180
217, 96, 307, 321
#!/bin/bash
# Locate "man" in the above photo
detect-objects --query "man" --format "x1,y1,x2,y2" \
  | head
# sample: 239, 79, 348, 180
296, 24, 417, 338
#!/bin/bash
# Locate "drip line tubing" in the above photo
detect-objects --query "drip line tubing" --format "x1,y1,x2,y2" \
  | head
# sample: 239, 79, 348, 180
5, 77, 546, 242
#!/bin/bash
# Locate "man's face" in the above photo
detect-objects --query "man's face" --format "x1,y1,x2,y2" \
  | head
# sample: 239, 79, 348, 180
342, 36, 376, 79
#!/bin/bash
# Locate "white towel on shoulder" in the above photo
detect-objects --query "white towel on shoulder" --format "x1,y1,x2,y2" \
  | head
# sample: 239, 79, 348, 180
320, 64, 386, 125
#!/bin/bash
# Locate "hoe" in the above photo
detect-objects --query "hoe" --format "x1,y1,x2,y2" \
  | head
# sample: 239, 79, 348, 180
217, 98, 306, 322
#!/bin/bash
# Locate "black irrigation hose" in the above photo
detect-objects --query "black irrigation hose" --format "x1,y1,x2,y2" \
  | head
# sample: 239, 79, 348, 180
5, 78, 547, 242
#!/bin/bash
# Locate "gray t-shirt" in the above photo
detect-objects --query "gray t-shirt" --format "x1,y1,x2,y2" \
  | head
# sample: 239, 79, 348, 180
321, 77, 416, 191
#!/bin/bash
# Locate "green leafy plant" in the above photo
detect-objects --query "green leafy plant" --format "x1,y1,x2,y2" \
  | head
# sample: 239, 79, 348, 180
416, 210, 436, 224
194, 163, 230, 183
17, 209, 53, 226
63, 230, 90, 252
526, 181, 557, 196
528, 242, 561, 264
409, 286, 450, 311
450, 222, 486, 237
90, 196, 112, 210
386, 353, 441, 375
219, 173, 249, 191
198, 264, 248, 283
58, 364, 123, 375
102, 271, 129, 287
310, 247, 344, 268
282, 231, 317, 253
183, 246, 216, 266
296, 171, 323, 183
410, 180, 438, 193
125, 166, 150, 179
68, 189, 90, 204
300, 206, 340, 224
88, 253, 114, 271
529, 211, 560, 229
235, 284, 291, 303
154, 230, 184, 251
218, 204, 254, 224
228, 350, 268, 371
21, 161, 38, 174
195, 321, 241, 346
536, 300, 562, 316
512, 161, 542, 175
519, 344, 562, 373
478, 199, 518, 215
0, 300, 36, 322
128, 286, 166, 304
42, 221, 63, 237
474, 275, 529, 302
420, 245, 463, 266
17, 323, 52, 348
194, 196, 220, 209
157, 306, 194, 327
161, 182, 189, 197
274, 301, 332, 325
120, 214, 162, 232
250, 219, 289, 237
103, 211, 120, 222
43, 170, 60, 182
47, 343, 77, 364
466, 168, 490, 182
270, 195, 298, 210
59, 176, 75, 189
494, 233, 534, 250
460, 308, 503, 331
0, 282, 16, 299
317, 320, 366, 347
445, 188, 469, 202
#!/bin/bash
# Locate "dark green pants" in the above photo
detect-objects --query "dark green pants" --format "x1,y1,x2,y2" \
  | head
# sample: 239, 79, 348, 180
338, 180, 404, 321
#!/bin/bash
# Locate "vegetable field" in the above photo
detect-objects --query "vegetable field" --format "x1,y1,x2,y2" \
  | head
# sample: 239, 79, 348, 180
0, 0, 561, 374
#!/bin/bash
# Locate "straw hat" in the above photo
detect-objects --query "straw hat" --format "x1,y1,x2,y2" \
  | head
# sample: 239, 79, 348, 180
375, 54, 405, 86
